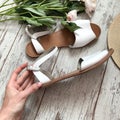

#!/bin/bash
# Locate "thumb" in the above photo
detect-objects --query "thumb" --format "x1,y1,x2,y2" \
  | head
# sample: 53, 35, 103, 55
21, 82, 42, 98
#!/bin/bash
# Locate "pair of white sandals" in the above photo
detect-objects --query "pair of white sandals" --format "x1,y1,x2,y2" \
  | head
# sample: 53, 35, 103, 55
25, 20, 114, 87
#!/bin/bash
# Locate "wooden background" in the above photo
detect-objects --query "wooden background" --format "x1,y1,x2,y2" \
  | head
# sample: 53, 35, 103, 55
0, 0, 120, 120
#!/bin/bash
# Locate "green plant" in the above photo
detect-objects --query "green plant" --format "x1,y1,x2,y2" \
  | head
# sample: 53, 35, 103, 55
0, 0, 85, 30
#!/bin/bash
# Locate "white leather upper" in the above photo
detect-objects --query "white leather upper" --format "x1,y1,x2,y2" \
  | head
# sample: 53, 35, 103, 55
34, 71, 51, 83
27, 47, 109, 84
26, 20, 97, 53
25, 25, 50, 54
31, 38, 44, 53
69, 20, 96, 48
80, 50, 108, 70
27, 47, 58, 83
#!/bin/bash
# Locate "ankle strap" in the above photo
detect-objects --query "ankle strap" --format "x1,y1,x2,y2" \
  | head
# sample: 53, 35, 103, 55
27, 47, 58, 83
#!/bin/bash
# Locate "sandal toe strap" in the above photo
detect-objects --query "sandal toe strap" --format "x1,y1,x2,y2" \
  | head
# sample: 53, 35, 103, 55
69, 20, 96, 48
77, 50, 108, 70
34, 69, 53, 83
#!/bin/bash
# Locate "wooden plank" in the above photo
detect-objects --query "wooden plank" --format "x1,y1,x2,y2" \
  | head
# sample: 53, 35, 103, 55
0, 21, 22, 69
36, 49, 109, 120
34, 48, 107, 120
0, 23, 24, 105
0, 20, 23, 107
93, 59, 120, 120
93, 0, 120, 119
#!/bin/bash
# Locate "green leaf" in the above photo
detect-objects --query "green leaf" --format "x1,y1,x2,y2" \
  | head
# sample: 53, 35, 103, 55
0, 0, 85, 28
22, 16, 42, 26
61, 21, 80, 32
65, 1, 85, 13
24, 7, 45, 16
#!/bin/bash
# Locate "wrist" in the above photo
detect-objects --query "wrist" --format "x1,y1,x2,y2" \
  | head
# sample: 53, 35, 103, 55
0, 107, 19, 120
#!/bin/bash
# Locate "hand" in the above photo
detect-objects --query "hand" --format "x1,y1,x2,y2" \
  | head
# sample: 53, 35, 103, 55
0, 63, 42, 120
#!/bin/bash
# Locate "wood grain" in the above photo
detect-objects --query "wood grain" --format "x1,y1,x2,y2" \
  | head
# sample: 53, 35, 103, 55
0, 0, 120, 120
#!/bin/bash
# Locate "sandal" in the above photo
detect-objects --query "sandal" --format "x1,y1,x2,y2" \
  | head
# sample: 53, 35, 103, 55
25, 20, 101, 58
27, 47, 114, 87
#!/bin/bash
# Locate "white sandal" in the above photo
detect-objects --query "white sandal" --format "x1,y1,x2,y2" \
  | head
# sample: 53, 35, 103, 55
25, 20, 101, 58
27, 47, 114, 87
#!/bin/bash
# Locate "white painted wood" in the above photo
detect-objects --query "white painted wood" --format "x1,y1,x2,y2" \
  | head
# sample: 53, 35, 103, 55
0, 0, 120, 120
35, 48, 107, 120
0, 21, 59, 120
94, 59, 120, 120
93, 0, 120, 120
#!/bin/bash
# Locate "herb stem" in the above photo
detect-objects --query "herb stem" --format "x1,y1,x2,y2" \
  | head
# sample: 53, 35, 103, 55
0, 2, 15, 8
0, 6, 16, 14
0, 0, 9, 8
0, 17, 22, 22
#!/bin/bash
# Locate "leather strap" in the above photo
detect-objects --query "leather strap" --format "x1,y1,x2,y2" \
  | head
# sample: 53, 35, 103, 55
77, 50, 108, 70
69, 20, 96, 48
25, 25, 50, 54
72, 20, 91, 29
27, 47, 58, 83
31, 38, 44, 53
33, 47, 58, 67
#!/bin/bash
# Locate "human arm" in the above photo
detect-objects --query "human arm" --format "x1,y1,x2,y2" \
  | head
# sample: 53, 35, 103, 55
0, 63, 42, 120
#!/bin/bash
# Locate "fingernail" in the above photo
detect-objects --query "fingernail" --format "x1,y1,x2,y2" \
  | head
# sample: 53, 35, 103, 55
25, 62, 28, 65
37, 82, 42, 87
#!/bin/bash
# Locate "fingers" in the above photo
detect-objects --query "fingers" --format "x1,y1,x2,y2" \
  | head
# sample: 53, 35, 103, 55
21, 82, 42, 98
18, 74, 34, 91
17, 70, 31, 86
25, 77, 34, 89
14, 63, 28, 75
9, 63, 28, 84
